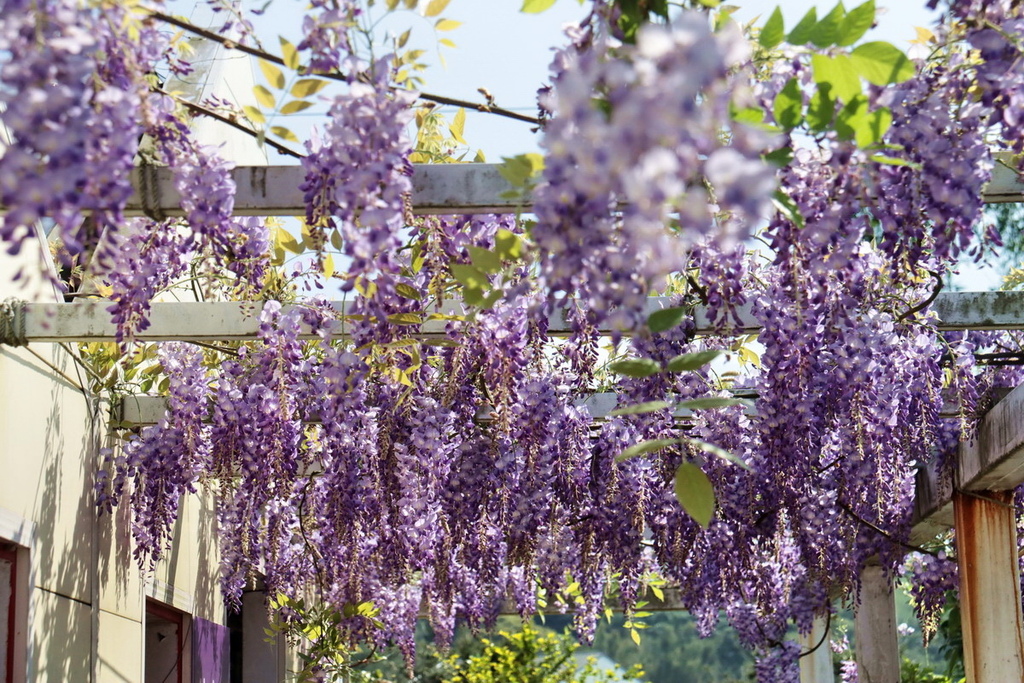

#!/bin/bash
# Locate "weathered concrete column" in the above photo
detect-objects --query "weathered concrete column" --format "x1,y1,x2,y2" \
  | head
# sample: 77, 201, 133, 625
854, 565, 899, 683
242, 590, 286, 683
799, 615, 833, 683
953, 490, 1024, 682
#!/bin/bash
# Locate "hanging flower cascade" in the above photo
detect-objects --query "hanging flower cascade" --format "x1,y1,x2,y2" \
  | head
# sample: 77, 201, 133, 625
533, 10, 777, 332
0, 0, 264, 343
4, 1, 1024, 680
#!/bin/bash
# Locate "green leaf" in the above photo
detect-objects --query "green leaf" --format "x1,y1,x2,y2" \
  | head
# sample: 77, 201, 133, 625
764, 146, 794, 167
688, 438, 753, 470
732, 105, 767, 126
280, 100, 314, 114
773, 190, 805, 228
861, 106, 892, 147
259, 60, 285, 89
608, 358, 662, 378
280, 37, 300, 70
786, 6, 817, 44
499, 153, 544, 188
759, 7, 785, 49
608, 400, 672, 417
253, 84, 276, 109
869, 154, 919, 168
291, 78, 329, 98
647, 306, 687, 333
450, 263, 489, 290
838, 0, 875, 46
424, 0, 451, 16
674, 462, 715, 528
616, 438, 680, 462
521, 0, 557, 12
494, 229, 524, 260
805, 84, 836, 131
677, 397, 750, 410
810, 1, 845, 48
835, 96, 891, 146
630, 629, 641, 646
666, 350, 722, 373
811, 53, 862, 102
467, 246, 502, 274
773, 78, 803, 130
850, 41, 915, 85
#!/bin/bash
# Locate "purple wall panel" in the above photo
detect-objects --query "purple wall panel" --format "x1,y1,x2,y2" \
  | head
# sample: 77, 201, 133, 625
192, 617, 229, 683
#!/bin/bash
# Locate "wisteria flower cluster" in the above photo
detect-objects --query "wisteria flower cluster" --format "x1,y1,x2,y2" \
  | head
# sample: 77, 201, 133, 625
10, 1, 1024, 682
533, 10, 777, 331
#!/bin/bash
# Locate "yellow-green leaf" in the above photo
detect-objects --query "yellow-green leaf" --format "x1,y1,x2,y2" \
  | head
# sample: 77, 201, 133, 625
609, 400, 672, 417
253, 84, 276, 109
850, 41, 915, 85
674, 462, 715, 528
424, 0, 450, 16
450, 107, 466, 143
259, 60, 285, 89
439, 38, 456, 48
617, 438, 680, 462
291, 78, 329, 98
435, 18, 461, 31
242, 105, 266, 125
280, 100, 314, 114
397, 28, 412, 48
396, 283, 423, 300
270, 126, 298, 142
275, 226, 301, 254
387, 312, 424, 325
322, 253, 335, 276
521, 0, 557, 12
280, 37, 299, 70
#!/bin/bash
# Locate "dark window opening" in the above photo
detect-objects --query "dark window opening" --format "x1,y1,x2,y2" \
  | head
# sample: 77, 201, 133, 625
146, 599, 187, 683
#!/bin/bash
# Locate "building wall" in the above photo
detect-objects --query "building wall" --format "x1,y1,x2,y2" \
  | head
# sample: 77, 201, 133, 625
0, 232, 232, 682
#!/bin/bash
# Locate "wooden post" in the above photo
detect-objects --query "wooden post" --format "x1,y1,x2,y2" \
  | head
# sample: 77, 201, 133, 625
953, 490, 1024, 682
800, 615, 833, 683
854, 565, 899, 683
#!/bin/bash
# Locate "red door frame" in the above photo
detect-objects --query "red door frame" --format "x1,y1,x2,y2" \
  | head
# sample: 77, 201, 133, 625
0, 543, 17, 683
146, 599, 185, 683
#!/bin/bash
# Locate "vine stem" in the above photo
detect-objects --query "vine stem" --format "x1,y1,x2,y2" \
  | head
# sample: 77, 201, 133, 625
797, 611, 831, 659
897, 269, 943, 322
154, 87, 305, 159
837, 500, 940, 557
144, 8, 542, 125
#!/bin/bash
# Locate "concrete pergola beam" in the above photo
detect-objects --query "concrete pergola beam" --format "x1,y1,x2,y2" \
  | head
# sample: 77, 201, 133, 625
114, 158, 1024, 217
12, 291, 1024, 343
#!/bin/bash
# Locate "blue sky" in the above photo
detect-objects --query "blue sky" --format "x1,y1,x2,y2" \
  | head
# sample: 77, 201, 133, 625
178, 0, 942, 160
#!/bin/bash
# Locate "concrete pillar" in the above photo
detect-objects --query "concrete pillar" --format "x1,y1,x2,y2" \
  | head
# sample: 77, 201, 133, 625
953, 490, 1024, 682
799, 615, 833, 683
242, 591, 285, 683
854, 565, 898, 683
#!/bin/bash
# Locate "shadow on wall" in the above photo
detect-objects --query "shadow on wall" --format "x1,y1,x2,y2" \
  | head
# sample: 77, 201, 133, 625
30, 346, 100, 681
